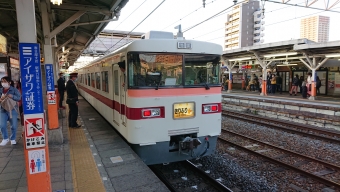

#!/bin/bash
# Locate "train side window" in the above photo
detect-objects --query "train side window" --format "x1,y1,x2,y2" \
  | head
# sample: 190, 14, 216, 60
102, 71, 109, 92
80, 74, 83, 84
87, 73, 90, 86
96, 72, 101, 90
91, 73, 95, 88
114, 70, 119, 96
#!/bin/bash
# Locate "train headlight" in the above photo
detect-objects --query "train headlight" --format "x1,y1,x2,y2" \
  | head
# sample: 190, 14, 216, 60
142, 108, 161, 118
202, 103, 220, 114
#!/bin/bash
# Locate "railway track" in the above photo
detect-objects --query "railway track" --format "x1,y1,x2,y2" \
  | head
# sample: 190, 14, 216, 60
150, 160, 233, 192
222, 110, 340, 144
220, 129, 340, 189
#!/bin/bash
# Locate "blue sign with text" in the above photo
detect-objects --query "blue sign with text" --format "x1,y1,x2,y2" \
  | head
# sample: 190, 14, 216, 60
45, 64, 55, 92
19, 43, 44, 115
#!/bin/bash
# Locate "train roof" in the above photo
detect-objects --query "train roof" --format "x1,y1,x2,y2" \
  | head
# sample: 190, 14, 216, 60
77, 39, 222, 70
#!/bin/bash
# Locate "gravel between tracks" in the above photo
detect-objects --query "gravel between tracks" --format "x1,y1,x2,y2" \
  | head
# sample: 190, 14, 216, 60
222, 116, 340, 167
191, 153, 277, 192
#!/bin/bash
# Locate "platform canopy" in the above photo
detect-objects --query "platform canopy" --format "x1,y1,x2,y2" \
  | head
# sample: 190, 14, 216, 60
82, 29, 144, 56
222, 39, 340, 68
0, 0, 129, 66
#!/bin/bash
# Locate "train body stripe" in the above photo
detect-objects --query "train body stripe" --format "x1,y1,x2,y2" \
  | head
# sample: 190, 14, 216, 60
127, 87, 221, 97
78, 85, 166, 120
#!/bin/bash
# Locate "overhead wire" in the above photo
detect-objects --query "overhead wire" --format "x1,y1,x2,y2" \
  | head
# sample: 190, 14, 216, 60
192, 0, 305, 39
204, 6, 340, 43
114, 0, 148, 29
183, 1, 246, 33
103, 0, 166, 54
161, 0, 220, 30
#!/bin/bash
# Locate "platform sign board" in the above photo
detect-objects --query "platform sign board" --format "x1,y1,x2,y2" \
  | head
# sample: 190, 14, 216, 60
19, 43, 44, 115
47, 91, 56, 104
24, 113, 46, 149
28, 149, 47, 174
45, 64, 55, 92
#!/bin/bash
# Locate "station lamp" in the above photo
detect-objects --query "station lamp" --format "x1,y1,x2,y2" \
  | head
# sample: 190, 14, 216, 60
51, 0, 62, 5
228, 57, 251, 61
263, 52, 298, 58
325, 53, 340, 58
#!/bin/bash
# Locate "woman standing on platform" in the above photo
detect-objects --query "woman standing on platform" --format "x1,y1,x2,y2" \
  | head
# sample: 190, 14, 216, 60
0, 76, 21, 146
290, 74, 299, 96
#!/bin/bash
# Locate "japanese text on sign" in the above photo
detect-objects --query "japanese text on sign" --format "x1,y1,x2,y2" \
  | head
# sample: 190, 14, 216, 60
45, 64, 55, 92
19, 43, 44, 115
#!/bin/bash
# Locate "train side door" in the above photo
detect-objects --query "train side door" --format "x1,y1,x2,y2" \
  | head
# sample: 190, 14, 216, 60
120, 59, 127, 126
112, 66, 121, 126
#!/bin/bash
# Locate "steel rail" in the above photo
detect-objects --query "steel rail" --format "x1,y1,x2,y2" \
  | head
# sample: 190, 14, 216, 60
184, 160, 233, 192
220, 130, 340, 189
222, 110, 340, 144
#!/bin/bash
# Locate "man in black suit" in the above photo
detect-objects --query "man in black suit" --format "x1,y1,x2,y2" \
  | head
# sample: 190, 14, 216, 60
66, 73, 81, 128
57, 72, 66, 109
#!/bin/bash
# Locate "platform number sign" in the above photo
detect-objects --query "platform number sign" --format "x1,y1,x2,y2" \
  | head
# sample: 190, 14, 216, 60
24, 114, 46, 149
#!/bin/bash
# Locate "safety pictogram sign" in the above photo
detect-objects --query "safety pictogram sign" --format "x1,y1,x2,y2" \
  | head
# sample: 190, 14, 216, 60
28, 149, 47, 174
47, 91, 56, 105
25, 113, 46, 149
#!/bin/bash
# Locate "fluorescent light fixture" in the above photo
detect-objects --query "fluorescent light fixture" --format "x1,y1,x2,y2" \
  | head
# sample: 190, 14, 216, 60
228, 57, 251, 61
263, 52, 298, 58
325, 53, 340, 58
276, 64, 297, 66
51, 0, 62, 5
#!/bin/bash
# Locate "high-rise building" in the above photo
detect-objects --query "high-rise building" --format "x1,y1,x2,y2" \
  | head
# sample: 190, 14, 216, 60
300, 15, 330, 42
224, 0, 264, 50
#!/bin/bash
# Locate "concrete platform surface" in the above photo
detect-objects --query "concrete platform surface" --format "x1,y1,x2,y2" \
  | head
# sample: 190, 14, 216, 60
0, 96, 169, 192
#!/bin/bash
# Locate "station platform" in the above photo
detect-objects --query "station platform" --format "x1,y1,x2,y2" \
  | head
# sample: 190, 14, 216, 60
0, 96, 169, 192
222, 90, 340, 131
223, 90, 340, 106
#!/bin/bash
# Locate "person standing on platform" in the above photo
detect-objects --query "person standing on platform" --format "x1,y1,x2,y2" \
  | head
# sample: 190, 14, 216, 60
270, 74, 276, 94
0, 76, 21, 146
302, 78, 308, 98
290, 74, 299, 96
276, 74, 282, 94
267, 71, 272, 93
66, 73, 81, 128
306, 72, 312, 96
316, 76, 321, 94
299, 76, 304, 93
57, 73, 66, 109
258, 75, 263, 93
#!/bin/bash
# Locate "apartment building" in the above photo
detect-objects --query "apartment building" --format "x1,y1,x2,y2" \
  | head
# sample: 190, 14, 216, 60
224, 0, 264, 50
300, 15, 330, 42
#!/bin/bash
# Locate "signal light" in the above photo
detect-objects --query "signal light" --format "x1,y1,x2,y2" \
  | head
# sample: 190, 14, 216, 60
202, 103, 220, 114
141, 108, 161, 118
143, 110, 151, 117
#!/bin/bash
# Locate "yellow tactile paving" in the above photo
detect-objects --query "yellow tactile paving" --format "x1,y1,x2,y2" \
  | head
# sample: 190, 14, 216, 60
66, 111, 106, 192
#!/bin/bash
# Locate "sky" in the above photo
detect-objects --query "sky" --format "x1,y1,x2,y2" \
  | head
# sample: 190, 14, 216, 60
104, 0, 340, 48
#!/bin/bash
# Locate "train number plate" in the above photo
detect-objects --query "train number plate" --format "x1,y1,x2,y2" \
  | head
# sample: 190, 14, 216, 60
173, 102, 195, 119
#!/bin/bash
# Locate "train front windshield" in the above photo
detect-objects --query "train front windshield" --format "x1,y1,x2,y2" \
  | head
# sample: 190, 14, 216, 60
127, 53, 221, 88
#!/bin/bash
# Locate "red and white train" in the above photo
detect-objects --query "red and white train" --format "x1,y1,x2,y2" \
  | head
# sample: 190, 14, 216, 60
75, 31, 222, 165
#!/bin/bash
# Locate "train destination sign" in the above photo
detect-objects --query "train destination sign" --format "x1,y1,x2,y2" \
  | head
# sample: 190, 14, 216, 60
173, 102, 195, 119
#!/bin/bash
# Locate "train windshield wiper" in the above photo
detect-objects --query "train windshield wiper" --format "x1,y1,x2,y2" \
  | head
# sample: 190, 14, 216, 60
205, 82, 210, 90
